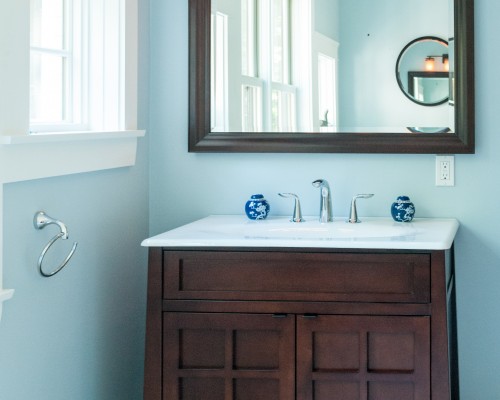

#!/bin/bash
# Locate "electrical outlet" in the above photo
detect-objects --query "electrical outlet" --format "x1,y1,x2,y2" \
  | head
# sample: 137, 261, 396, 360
436, 155, 455, 186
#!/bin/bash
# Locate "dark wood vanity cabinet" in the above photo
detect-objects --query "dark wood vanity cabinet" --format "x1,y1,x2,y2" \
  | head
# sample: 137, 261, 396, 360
144, 248, 458, 400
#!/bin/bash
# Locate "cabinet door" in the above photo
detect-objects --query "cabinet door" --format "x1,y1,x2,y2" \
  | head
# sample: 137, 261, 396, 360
163, 313, 295, 400
296, 315, 430, 400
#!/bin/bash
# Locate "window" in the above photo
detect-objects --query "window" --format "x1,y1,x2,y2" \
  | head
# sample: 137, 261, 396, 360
271, 87, 295, 131
271, 0, 290, 85
29, 0, 130, 133
213, 0, 337, 133
242, 83, 262, 132
30, 0, 82, 129
241, 0, 262, 131
269, 0, 295, 132
318, 53, 337, 131
211, 12, 228, 132
240, 0, 296, 132
0, 0, 142, 167
311, 32, 339, 131
241, 0, 257, 78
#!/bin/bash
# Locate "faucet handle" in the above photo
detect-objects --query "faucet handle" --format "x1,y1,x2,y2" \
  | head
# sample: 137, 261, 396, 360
348, 194, 374, 223
278, 193, 305, 223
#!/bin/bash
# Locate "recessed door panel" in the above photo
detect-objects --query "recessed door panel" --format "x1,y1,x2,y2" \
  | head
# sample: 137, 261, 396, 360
163, 312, 295, 400
297, 315, 430, 400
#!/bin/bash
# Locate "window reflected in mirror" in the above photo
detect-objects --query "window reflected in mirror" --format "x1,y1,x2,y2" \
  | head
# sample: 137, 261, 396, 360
409, 72, 448, 104
213, 0, 341, 133
210, 0, 452, 134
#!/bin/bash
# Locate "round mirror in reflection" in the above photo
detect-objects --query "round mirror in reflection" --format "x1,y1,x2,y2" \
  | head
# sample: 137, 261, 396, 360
396, 36, 449, 106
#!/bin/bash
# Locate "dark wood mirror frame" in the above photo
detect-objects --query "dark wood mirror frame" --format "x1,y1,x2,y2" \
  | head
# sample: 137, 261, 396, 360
188, 0, 474, 154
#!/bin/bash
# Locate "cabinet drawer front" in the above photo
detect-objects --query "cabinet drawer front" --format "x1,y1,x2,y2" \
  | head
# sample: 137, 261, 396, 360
163, 251, 430, 303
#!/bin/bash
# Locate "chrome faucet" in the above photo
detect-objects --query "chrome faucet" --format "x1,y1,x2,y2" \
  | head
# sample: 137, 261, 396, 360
278, 193, 304, 222
347, 194, 374, 223
312, 179, 333, 223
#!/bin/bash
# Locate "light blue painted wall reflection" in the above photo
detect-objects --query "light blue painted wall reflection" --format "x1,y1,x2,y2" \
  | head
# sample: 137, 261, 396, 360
339, 0, 449, 128
315, 0, 339, 40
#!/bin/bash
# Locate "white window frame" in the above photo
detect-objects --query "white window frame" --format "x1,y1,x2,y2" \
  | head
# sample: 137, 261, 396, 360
0, 0, 143, 151
241, 77, 264, 132
317, 53, 338, 131
271, 83, 296, 132
29, 0, 136, 134
0, 0, 144, 321
312, 32, 339, 132
241, 0, 258, 78
211, 11, 229, 132
270, 0, 291, 85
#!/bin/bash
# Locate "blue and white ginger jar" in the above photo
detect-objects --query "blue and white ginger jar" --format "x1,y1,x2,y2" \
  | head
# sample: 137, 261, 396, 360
245, 194, 270, 220
391, 196, 415, 222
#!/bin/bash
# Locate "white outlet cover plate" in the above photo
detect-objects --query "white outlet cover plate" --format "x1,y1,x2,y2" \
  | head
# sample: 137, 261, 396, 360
436, 155, 455, 186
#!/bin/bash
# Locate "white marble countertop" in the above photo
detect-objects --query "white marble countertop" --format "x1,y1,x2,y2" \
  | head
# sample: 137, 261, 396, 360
142, 215, 459, 250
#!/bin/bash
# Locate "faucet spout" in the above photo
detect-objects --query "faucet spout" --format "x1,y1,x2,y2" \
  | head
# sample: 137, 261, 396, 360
312, 179, 333, 223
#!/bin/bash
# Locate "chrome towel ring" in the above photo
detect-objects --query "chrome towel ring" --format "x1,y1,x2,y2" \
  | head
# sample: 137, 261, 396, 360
33, 211, 78, 277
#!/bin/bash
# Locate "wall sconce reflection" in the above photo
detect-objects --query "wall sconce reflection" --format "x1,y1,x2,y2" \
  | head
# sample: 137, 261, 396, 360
425, 56, 435, 71
425, 54, 449, 72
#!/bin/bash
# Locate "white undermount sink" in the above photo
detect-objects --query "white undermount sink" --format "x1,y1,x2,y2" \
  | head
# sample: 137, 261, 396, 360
142, 215, 459, 250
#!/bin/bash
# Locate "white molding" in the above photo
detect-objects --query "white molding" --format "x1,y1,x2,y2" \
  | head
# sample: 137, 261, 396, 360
0, 129, 145, 321
124, 0, 139, 130
0, 0, 30, 137
0, 184, 15, 322
0, 130, 144, 145
0, 130, 145, 183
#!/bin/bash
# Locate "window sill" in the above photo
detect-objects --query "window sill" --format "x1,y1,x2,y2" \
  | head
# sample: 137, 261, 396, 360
0, 129, 145, 320
0, 129, 145, 183
1, 130, 144, 144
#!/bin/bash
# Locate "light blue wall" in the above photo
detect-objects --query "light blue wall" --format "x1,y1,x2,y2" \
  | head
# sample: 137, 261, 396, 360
0, 1, 150, 399
338, 0, 449, 127
149, 0, 500, 398
1, 1, 497, 398
315, 0, 339, 41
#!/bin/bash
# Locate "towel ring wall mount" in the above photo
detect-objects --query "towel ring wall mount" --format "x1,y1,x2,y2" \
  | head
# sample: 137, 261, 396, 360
33, 211, 78, 277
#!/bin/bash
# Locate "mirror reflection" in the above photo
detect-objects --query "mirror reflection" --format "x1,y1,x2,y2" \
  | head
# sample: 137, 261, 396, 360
396, 37, 449, 106
211, 0, 452, 134
409, 73, 449, 104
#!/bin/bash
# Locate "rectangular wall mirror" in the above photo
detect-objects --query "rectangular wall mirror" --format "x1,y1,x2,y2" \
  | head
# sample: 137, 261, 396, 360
189, 0, 474, 153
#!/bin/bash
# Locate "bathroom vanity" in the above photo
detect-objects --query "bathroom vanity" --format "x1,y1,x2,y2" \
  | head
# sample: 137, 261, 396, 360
142, 216, 459, 400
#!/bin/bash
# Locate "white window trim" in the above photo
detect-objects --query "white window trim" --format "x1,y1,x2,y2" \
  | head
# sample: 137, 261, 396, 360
241, 76, 264, 132
211, 11, 229, 132
271, 82, 297, 132
312, 32, 339, 131
0, 0, 144, 321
